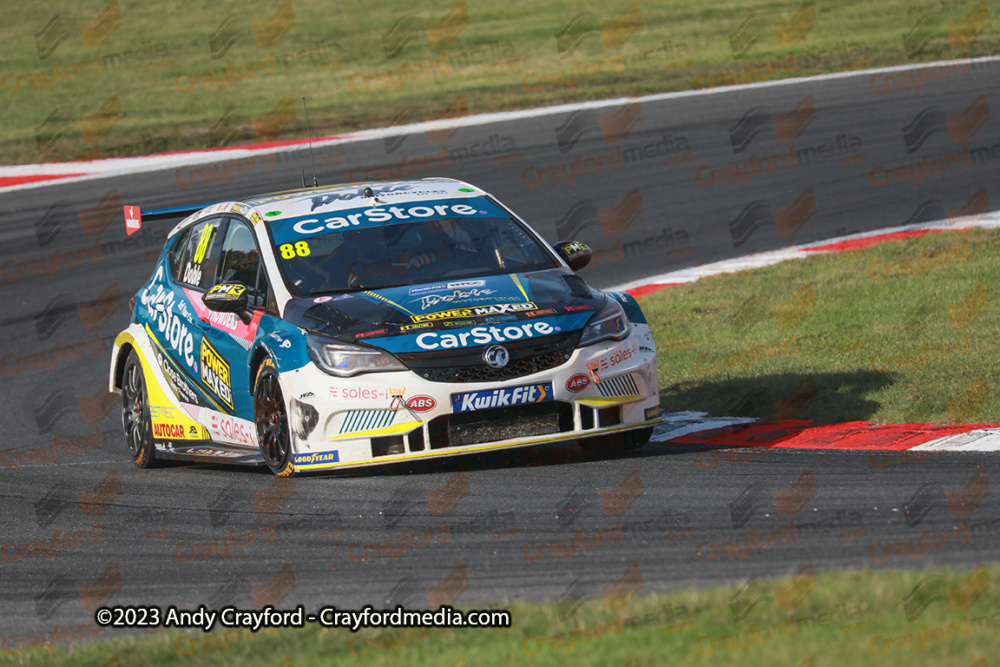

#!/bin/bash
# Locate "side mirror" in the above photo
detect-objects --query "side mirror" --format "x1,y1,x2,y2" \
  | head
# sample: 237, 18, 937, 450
203, 283, 252, 324
554, 241, 593, 272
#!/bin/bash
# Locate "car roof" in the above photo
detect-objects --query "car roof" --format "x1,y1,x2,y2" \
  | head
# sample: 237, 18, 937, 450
166, 178, 491, 240
240, 178, 487, 220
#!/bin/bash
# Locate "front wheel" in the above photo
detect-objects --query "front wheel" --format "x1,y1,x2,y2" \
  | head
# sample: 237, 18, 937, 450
623, 427, 654, 450
591, 427, 653, 454
254, 358, 293, 476
121, 350, 161, 468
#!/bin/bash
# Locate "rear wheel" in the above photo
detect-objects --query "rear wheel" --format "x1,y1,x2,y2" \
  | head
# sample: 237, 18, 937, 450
121, 350, 161, 468
254, 358, 293, 476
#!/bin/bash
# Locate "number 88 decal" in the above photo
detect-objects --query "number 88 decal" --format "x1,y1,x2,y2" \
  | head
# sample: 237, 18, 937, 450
279, 241, 310, 259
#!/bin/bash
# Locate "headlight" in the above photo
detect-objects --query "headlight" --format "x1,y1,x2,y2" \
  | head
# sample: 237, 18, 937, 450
578, 298, 630, 347
306, 335, 407, 377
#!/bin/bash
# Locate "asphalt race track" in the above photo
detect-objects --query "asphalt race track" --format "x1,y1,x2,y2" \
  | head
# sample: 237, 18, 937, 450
2, 60, 1000, 643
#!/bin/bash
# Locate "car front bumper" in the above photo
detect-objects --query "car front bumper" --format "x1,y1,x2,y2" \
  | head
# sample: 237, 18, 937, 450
281, 326, 661, 472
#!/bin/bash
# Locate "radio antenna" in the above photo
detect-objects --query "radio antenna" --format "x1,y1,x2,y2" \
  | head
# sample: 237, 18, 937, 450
303, 96, 318, 187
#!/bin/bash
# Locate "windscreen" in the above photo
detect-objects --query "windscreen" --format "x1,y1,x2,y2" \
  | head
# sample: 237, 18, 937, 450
268, 197, 559, 296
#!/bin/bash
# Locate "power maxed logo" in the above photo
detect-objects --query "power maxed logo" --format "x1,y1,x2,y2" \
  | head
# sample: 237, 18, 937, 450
200, 339, 233, 410
453, 382, 552, 412
411, 302, 536, 322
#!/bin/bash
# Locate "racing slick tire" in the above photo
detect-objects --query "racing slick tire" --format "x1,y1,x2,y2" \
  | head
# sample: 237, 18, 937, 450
121, 350, 162, 468
587, 427, 653, 454
254, 357, 294, 477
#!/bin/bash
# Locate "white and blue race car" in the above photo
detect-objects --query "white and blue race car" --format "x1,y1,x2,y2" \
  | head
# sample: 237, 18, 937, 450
108, 178, 660, 476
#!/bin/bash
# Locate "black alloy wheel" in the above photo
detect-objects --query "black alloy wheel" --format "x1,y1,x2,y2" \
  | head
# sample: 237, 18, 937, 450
254, 358, 294, 476
121, 350, 161, 468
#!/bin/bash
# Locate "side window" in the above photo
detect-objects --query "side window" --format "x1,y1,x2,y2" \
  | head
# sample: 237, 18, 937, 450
253, 263, 276, 311
168, 229, 191, 282
172, 218, 224, 290
217, 220, 266, 307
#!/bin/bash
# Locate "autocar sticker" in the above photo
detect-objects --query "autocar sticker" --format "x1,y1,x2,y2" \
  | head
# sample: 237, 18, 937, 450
152, 420, 204, 440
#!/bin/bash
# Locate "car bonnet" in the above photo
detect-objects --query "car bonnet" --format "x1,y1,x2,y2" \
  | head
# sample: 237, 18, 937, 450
281, 270, 604, 354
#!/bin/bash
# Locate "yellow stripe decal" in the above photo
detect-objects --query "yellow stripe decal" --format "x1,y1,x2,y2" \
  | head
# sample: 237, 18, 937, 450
329, 420, 423, 441
300, 419, 662, 469
577, 395, 646, 407
144, 324, 227, 415
364, 291, 414, 316
131, 329, 207, 439
509, 273, 529, 302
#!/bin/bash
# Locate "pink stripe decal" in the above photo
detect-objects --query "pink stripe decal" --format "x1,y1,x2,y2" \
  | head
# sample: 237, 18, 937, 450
184, 287, 261, 342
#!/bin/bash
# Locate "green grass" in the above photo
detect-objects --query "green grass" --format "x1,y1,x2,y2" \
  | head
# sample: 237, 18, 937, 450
641, 227, 1000, 424
4, 565, 997, 665
1, 0, 998, 164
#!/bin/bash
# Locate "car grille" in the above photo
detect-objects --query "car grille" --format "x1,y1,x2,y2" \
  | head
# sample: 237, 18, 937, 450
428, 402, 574, 448
396, 330, 581, 383
598, 373, 640, 398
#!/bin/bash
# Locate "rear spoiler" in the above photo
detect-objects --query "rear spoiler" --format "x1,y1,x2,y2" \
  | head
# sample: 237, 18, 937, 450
123, 202, 218, 236
141, 203, 218, 220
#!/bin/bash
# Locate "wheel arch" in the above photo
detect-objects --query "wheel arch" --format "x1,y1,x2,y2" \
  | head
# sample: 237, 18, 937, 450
250, 345, 274, 391
250, 344, 294, 477
112, 341, 137, 392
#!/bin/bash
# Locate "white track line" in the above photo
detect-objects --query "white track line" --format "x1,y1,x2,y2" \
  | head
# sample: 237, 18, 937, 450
650, 412, 756, 442
912, 429, 1000, 452
609, 212, 1000, 292
3, 54, 999, 192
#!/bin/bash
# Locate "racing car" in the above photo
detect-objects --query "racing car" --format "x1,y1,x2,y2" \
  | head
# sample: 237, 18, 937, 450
108, 178, 661, 475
